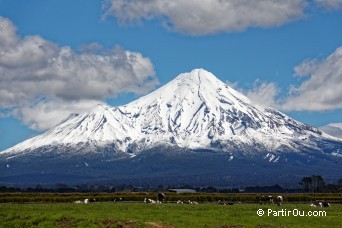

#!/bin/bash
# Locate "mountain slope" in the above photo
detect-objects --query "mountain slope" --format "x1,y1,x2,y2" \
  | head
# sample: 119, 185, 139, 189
1, 69, 341, 186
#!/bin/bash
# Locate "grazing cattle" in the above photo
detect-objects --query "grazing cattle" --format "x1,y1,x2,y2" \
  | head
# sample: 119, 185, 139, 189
217, 200, 224, 205
157, 192, 166, 203
311, 201, 330, 208
74, 199, 92, 204
260, 195, 273, 205
183, 200, 198, 204
312, 201, 323, 207
176, 200, 183, 204
310, 201, 322, 208
113, 198, 122, 202
276, 196, 283, 206
144, 198, 157, 204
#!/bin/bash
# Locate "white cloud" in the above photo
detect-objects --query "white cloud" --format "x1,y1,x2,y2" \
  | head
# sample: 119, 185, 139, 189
103, 0, 307, 35
224, 79, 279, 108
12, 99, 104, 130
0, 16, 18, 47
293, 59, 319, 77
315, 0, 342, 10
0, 17, 158, 130
225, 80, 239, 90
78, 42, 104, 53
246, 80, 279, 108
319, 123, 342, 138
282, 47, 342, 111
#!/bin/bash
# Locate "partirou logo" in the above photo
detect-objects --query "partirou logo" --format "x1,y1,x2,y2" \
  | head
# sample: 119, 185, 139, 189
257, 208, 327, 217
257, 209, 264, 216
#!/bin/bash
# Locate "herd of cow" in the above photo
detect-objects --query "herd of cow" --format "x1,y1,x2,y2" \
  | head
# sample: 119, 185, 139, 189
260, 195, 283, 206
259, 195, 331, 207
73, 193, 331, 207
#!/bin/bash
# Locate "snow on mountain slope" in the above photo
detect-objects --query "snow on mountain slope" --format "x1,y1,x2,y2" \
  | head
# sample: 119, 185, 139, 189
1, 69, 341, 157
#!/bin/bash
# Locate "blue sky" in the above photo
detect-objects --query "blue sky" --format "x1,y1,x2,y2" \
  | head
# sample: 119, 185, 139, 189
0, 0, 341, 150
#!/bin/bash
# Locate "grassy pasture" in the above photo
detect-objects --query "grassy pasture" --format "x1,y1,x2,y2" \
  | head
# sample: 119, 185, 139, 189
0, 202, 341, 227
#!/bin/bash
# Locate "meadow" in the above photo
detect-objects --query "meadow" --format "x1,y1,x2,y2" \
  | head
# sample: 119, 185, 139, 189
1, 202, 341, 227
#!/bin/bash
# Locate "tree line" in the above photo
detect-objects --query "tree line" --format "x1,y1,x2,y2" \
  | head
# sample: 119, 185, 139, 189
1, 175, 341, 193
299, 175, 342, 193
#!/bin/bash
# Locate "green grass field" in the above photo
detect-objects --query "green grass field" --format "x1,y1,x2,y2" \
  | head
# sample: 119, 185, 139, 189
0, 202, 341, 227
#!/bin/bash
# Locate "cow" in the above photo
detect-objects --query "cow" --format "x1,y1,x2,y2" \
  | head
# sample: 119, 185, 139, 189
157, 192, 166, 203
260, 195, 273, 205
311, 201, 330, 208
276, 196, 283, 206
144, 198, 156, 204
310, 201, 323, 208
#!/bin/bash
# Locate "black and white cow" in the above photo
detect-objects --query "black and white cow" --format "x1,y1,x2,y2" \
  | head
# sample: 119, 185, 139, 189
157, 192, 166, 203
311, 201, 330, 208
260, 195, 273, 205
276, 196, 283, 206
144, 198, 157, 204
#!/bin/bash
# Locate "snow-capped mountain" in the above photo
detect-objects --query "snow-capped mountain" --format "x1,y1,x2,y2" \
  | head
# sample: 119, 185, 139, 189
2, 69, 339, 155
1, 69, 341, 186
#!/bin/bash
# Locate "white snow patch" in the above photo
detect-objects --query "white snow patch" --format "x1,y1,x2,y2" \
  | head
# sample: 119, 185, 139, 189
331, 151, 342, 157
265, 153, 277, 162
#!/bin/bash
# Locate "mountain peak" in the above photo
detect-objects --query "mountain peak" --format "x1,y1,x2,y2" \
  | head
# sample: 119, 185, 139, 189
127, 68, 248, 108
179, 68, 215, 78
93, 103, 111, 112
174, 68, 222, 86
